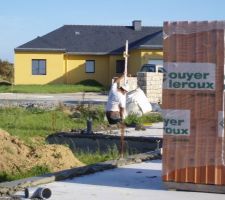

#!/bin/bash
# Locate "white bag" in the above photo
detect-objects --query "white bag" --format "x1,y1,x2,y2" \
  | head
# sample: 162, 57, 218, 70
126, 88, 152, 116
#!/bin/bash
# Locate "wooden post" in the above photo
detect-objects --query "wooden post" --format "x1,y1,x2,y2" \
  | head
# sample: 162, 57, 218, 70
123, 40, 129, 84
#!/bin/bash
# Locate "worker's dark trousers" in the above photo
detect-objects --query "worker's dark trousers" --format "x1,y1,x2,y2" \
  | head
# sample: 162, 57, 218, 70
106, 111, 122, 125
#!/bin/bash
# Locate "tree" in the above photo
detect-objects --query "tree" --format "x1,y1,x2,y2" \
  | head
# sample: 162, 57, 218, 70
0, 59, 14, 82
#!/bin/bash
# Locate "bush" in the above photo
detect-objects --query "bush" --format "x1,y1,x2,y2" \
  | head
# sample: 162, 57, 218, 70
125, 112, 163, 126
124, 113, 142, 126
76, 79, 104, 87
0, 59, 13, 82
141, 113, 163, 123
74, 105, 105, 122
0, 80, 12, 85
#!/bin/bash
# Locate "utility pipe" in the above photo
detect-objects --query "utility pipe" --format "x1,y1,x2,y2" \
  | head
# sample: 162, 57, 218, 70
25, 187, 52, 199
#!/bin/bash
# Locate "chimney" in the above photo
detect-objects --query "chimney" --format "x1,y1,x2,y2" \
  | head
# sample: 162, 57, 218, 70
132, 20, 142, 31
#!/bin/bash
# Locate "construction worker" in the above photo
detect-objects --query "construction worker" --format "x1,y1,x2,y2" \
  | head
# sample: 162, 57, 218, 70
105, 74, 129, 124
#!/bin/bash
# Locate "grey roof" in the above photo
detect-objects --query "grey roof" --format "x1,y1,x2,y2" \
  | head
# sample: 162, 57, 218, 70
15, 24, 163, 54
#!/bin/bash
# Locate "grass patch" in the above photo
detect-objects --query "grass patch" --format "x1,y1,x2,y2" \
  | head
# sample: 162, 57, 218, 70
140, 113, 163, 123
0, 82, 105, 93
124, 112, 163, 126
0, 106, 106, 144
74, 145, 120, 165
0, 107, 77, 142
0, 165, 50, 183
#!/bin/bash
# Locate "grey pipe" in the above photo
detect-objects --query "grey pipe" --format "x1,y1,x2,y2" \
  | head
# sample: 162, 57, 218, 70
25, 187, 52, 199
86, 118, 93, 134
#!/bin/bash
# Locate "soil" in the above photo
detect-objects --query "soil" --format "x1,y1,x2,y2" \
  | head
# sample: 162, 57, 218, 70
0, 129, 83, 174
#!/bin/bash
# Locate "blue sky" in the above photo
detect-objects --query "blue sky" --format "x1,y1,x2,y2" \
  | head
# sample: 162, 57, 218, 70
1, 0, 225, 62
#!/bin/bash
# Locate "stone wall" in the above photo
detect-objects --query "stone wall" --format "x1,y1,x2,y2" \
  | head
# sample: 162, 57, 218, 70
113, 77, 138, 91
124, 77, 138, 91
137, 72, 163, 103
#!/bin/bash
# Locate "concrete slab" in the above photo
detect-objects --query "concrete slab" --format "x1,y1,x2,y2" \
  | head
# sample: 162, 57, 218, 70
15, 160, 224, 200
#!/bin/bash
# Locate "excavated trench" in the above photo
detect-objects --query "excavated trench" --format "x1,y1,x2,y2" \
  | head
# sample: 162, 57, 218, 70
46, 131, 162, 154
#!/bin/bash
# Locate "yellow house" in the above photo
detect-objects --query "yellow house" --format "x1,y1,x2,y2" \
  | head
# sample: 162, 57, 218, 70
14, 21, 163, 87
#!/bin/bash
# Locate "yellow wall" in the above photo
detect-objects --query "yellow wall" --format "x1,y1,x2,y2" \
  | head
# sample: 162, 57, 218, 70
14, 52, 64, 84
14, 49, 163, 86
141, 50, 163, 66
66, 54, 136, 87
129, 50, 142, 76
66, 55, 109, 86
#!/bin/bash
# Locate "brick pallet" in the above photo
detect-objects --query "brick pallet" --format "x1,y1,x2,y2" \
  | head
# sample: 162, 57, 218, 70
162, 21, 225, 193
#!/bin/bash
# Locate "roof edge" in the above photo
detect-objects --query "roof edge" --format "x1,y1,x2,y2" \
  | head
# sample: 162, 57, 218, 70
66, 47, 163, 55
138, 45, 163, 50
14, 48, 66, 53
14, 46, 162, 55
66, 52, 124, 56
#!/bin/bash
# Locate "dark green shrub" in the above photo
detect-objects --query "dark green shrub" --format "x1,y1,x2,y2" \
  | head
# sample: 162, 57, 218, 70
125, 112, 163, 126
76, 79, 104, 87
141, 113, 163, 123
124, 113, 142, 126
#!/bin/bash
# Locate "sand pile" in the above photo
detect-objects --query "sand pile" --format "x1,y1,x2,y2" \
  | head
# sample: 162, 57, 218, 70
0, 129, 83, 174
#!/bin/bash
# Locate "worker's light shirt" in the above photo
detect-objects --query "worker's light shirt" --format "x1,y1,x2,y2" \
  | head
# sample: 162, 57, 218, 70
106, 83, 126, 112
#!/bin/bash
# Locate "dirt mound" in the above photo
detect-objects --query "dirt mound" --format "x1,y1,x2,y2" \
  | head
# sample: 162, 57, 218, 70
0, 129, 83, 174
29, 145, 83, 172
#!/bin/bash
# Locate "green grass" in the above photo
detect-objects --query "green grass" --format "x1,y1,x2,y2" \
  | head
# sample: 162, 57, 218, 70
0, 106, 106, 144
0, 106, 162, 144
0, 107, 77, 142
0, 165, 50, 183
0, 83, 105, 93
124, 112, 163, 126
74, 145, 120, 165
140, 113, 163, 123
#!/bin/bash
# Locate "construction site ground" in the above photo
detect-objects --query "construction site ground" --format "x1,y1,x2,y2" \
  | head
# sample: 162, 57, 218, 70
2, 93, 220, 199
5, 121, 223, 200
15, 160, 224, 200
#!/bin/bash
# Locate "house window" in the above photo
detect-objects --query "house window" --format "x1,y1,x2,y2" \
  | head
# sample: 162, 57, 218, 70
32, 59, 46, 75
116, 60, 125, 73
85, 60, 95, 73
